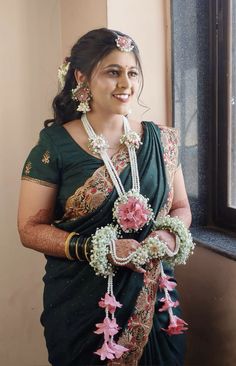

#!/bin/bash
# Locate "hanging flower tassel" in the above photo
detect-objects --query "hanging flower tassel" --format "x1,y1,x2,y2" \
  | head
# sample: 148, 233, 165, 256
159, 262, 188, 335
94, 274, 129, 361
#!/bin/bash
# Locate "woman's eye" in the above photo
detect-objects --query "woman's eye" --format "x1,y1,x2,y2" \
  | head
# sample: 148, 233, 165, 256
108, 70, 119, 76
129, 71, 139, 78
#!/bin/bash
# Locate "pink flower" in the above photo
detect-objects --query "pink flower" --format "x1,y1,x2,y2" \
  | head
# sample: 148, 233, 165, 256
109, 340, 129, 359
98, 293, 122, 314
159, 275, 177, 291
162, 315, 188, 335
77, 87, 90, 102
94, 341, 115, 360
118, 197, 151, 231
94, 317, 119, 341
115, 35, 134, 52
159, 297, 179, 312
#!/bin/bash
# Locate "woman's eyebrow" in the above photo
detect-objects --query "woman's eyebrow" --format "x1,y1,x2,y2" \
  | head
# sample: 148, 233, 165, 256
103, 64, 138, 70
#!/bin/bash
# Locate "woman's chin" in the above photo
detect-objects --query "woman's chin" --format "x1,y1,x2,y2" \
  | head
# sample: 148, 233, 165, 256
111, 105, 132, 116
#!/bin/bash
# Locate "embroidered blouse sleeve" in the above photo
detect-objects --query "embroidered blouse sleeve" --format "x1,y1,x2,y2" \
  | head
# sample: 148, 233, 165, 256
21, 129, 61, 188
159, 126, 181, 184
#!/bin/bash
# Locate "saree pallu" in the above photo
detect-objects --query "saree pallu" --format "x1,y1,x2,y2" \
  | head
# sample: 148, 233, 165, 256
22, 121, 185, 366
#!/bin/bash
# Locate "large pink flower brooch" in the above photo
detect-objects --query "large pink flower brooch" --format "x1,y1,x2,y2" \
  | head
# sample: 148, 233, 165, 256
113, 190, 154, 233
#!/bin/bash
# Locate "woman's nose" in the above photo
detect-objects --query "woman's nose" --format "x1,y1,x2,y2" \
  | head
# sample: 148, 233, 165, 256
117, 73, 131, 89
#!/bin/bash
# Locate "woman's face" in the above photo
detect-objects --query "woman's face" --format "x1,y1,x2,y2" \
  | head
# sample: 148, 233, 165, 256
88, 49, 140, 116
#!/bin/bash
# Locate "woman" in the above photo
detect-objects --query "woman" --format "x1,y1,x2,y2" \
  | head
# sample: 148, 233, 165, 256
18, 28, 193, 366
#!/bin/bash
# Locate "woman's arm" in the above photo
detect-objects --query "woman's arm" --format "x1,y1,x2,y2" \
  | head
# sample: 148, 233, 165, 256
150, 165, 192, 251
18, 180, 143, 271
17, 180, 69, 258
169, 165, 192, 227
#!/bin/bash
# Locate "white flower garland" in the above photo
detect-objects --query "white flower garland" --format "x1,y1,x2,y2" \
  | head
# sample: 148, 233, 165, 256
58, 61, 70, 89
90, 225, 117, 277
89, 216, 195, 277
131, 235, 169, 266
152, 215, 195, 266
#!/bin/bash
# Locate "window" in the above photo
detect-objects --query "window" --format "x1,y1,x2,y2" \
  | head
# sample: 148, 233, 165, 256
171, 0, 236, 233
211, 0, 236, 230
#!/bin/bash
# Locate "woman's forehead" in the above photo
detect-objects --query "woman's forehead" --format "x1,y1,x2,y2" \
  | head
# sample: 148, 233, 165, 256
99, 49, 138, 69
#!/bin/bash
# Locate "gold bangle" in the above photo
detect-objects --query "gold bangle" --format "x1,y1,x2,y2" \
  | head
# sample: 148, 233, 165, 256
84, 238, 90, 262
75, 238, 84, 261
64, 232, 77, 260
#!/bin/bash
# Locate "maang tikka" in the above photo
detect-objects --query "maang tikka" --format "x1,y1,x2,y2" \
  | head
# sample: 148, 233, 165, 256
72, 82, 91, 113
115, 34, 134, 52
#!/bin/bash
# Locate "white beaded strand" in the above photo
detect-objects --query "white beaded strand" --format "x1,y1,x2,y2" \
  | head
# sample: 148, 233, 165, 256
110, 239, 135, 265
81, 113, 140, 196
123, 116, 140, 192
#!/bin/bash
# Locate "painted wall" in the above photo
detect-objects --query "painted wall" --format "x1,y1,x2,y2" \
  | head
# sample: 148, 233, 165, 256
107, 0, 171, 124
60, 0, 107, 57
0, 1, 61, 365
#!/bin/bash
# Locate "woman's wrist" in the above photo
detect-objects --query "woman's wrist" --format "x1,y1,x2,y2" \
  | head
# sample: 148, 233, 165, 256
152, 215, 195, 266
148, 229, 176, 252
64, 232, 92, 261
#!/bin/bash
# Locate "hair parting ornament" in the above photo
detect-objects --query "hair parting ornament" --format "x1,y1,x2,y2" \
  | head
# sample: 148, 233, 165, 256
114, 34, 135, 52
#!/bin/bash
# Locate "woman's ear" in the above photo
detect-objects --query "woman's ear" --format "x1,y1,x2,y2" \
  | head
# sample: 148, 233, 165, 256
74, 70, 86, 84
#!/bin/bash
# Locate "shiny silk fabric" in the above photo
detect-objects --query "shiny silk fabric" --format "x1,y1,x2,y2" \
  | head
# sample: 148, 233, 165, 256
22, 121, 186, 365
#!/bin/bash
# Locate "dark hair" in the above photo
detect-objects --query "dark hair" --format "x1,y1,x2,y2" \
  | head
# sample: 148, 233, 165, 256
44, 28, 144, 126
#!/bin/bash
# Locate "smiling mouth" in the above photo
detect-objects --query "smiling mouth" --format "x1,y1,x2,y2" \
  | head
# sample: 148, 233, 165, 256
113, 94, 130, 102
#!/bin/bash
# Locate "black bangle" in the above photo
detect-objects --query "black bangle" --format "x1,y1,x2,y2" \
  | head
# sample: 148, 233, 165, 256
68, 233, 80, 260
76, 235, 87, 261
84, 237, 93, 262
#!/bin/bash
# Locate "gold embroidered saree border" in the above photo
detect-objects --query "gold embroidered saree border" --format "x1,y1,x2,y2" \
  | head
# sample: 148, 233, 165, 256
108, 261, 161, 366
63, 147, 129, 220
109, 126, 180, 365
21, 176, 57, 188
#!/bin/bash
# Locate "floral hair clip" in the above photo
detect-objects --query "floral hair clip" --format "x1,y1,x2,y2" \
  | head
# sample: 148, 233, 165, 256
115, 35, 134, 52
58, 59, 70, 89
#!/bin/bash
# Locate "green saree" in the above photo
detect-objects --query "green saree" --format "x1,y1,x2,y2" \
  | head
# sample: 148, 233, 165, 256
22, 121, 186, 366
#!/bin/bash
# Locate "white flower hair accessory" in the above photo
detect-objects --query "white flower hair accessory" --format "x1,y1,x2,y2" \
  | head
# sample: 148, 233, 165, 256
58, 59, 70, 89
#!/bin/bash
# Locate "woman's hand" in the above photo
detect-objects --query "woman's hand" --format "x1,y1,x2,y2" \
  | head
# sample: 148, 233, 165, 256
147, 229, 176, 252
108, 239, 146, 274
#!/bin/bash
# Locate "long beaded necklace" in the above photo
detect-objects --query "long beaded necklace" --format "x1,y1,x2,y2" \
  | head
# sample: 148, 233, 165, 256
81, 113, 154, 233
81, 113, 155, 360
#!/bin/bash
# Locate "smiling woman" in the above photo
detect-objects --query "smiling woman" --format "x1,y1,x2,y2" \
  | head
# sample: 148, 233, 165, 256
18, 28, 192, 366
75, 49, 140, 120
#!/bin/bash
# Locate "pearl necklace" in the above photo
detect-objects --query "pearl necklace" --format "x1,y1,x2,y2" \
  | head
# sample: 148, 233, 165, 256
81, 113, 140, 196
81, 113, 153, 233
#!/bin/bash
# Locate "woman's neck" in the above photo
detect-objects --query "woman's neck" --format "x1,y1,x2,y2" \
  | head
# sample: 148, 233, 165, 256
85, 111, 124, 135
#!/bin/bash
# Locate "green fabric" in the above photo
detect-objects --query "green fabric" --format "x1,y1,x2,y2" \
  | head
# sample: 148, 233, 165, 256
22, 121, 186, 366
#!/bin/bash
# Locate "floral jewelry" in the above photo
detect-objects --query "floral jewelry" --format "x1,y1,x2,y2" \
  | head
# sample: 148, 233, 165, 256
90, 225, 117, 277
94, 275, 129, 360
72, 82, 91, 113
58, 59, 70, 89
120, 130, 142, 149
115, 35, 134, 52
90, 226, 131, 360
153, 215, 195, 267
89, 219, 193, 360
159, 262, 188, 335
113, 190, 153, 233
81, 113, 153, 232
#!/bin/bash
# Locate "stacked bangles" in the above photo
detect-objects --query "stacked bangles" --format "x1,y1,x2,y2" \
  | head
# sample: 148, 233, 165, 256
64, 232, 92, 262
64, 216, 195, 273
